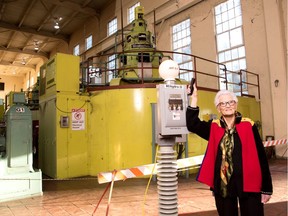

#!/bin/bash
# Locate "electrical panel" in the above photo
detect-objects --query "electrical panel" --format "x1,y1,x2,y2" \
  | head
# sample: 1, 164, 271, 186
5, 104, 33, 169
60, 116, 69, 128
39, 53, 80, 98
157, 84, 188, 136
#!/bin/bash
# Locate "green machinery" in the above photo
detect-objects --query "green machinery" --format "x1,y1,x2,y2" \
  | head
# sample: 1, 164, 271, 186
0, 92, 42, 202
111, 6, 164, 85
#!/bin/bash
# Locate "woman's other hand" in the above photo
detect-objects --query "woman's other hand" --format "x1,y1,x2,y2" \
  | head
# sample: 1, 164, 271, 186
261, 194, 271, 204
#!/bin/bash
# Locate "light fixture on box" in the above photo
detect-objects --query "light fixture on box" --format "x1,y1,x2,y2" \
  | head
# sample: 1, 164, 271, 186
159, 59, 179, 84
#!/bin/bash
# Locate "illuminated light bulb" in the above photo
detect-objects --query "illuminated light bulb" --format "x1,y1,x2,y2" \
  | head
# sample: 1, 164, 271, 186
54, 23, 59, 29
159, 59, 179, 84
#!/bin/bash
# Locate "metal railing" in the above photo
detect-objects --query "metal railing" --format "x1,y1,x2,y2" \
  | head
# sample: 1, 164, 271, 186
80, 50, 260, 99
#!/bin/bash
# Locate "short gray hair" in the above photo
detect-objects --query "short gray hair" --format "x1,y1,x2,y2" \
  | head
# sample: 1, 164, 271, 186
214, 90, 238, 107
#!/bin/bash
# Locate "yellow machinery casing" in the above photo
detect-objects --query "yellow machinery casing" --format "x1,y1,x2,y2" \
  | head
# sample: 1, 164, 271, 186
38, 53, 262, 179
39, 53, 90, 179
39, 53, 80, 99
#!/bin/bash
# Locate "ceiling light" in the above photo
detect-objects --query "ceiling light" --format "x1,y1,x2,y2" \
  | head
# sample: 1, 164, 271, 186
53, 17, 62, 29
34, 40, 40, 50
54, 22, 60, 29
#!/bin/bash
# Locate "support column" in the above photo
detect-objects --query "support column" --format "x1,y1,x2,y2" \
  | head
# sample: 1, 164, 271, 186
262, 0, 287, 157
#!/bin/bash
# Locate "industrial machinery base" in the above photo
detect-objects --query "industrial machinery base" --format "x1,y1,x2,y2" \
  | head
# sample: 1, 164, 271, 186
0, 92, 43, 202
0, 170, 42, 202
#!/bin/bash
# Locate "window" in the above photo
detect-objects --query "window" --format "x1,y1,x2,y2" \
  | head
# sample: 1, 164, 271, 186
0, 82, 4, 91
86, 35, 92, 50
107, 54, 117, 82
172, 19, 193, 81
214, 0, 247, 92
108, 18, 117, 36
128, 2, 140, 23
31, 77, 34, 86
73, 44, 80, 56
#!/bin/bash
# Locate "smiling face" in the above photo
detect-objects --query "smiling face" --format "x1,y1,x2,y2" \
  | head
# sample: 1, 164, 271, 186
217, 94, 237, 117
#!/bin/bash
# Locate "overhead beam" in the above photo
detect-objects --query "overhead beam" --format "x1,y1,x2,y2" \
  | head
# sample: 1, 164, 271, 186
0, 21, 69, 43
0, 46, 49, 60
42, 0, 99, 17
0, 60, 36, 70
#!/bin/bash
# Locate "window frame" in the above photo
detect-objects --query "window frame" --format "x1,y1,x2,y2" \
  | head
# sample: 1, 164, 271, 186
85, 35, 93, 50
171, 18, 193, 81
107, 54, 117, 82
214, 0, 247, 92
107, 17, 118, 36
73, 44, 80, 56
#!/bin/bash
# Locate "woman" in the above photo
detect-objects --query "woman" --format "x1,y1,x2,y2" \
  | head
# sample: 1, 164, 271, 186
186, 84, 273, 216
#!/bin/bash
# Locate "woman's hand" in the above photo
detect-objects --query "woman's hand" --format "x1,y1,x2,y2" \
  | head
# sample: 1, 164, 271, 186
261, 194, 271, 204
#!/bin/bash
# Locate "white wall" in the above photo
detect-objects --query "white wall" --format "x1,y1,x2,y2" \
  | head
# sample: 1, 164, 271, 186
0, 75, 24, 100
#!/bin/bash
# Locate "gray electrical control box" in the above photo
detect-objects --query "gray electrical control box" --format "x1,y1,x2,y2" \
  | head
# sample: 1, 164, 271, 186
5, 104, 32, 168
60, 116, 69, 128
156, 84, 188, 136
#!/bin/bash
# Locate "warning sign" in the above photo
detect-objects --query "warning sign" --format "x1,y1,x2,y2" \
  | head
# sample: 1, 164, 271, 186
72, 109, 85, 130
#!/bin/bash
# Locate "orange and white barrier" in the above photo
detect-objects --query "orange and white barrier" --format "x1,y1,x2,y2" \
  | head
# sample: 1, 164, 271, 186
97, 139, 287, 184
97, 164, 156, 184
263, 138, 287, 147
97, 155, 204, 184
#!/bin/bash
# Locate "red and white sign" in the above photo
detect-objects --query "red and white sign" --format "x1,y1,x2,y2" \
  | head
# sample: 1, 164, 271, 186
72, 109, 85, 130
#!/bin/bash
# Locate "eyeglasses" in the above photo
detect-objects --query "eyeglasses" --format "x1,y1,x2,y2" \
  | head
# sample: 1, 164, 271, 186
218, 100, 236, 107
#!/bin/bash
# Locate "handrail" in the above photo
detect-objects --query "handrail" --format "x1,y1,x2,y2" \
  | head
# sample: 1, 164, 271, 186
80, 50, 260, 99
240, 69, 261, 99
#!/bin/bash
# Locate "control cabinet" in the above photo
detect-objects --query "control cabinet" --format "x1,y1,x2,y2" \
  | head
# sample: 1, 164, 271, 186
39, 53, 80, 99
157, 84, 188, 136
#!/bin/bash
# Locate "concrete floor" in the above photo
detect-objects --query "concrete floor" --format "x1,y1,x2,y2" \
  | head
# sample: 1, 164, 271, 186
0, 158, 287, 216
